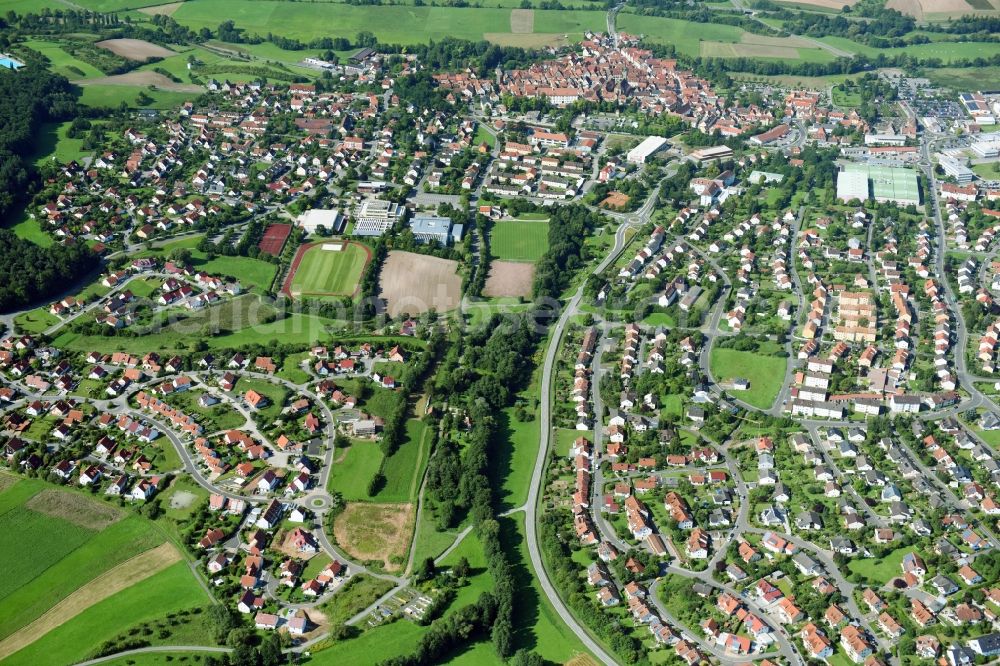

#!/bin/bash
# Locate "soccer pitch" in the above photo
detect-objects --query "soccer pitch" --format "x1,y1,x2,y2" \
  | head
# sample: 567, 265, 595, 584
289, 242, 370, 297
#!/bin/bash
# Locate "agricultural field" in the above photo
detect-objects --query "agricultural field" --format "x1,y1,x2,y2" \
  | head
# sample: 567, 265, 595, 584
288, 242, 370, 299
708, 346, 787, 410
490, 220, 549, 262
2, 560, 211, 666
378, 251, 462, 317
0, 478, 184, 658
169, 2, 606, 45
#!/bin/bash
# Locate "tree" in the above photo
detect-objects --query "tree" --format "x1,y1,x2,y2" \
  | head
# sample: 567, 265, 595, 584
417, 556, 436, 582
453, 556, 471, 578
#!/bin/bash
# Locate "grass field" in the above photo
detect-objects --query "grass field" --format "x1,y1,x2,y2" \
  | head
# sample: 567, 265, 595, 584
171, 2, 606, 44
77, 84, 195, 109
21, 38, 105, 79
0, 480, 170, 643
375, 419, 430, 504
320, 574, 395, 626
3, 561, 211, 666
7, 215, 54, 248
333, 502, 415, 571
30, 121, 93, 165
708, 346, 787, 410
13, 307, 60, 334
491, 220, 550, 263
847, 546, 912, 585
329, 442, 384, 501
290, 242, 369, 297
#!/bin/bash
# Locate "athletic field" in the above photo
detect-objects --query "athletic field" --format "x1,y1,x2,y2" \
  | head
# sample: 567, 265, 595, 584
287, 242, 370, 298
490, 220, 549, 262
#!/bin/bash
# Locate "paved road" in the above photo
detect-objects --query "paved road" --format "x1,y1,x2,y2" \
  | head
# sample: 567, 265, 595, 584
525, 186, 657, 666
73, 646, 232, 666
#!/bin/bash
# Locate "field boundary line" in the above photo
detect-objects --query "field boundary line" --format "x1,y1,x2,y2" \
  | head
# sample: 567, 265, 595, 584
0, 542, 183, 660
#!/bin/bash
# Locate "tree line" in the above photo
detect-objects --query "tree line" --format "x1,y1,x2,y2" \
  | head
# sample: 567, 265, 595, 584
0, 230, 99, 312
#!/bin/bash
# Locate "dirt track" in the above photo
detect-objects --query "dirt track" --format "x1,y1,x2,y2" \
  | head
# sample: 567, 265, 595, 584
137, 2, 185, 16
0, 542, 181, 660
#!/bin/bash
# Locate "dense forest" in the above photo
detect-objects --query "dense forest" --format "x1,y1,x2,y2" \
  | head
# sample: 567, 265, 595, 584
0, 230, 99, 312
532, 204, 602, 301
0, 65, 78, 223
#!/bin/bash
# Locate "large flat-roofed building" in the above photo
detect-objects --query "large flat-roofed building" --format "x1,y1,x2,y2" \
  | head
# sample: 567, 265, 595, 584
837, 170, 869, 203
353, 198, 403, 237
840, 164, 920, 206
971, 137, 1000, 159
297, 208, 344, 234
408, 215, 463, 245
627, 136, 668, 165
939, 155, 976, 184
690, 145, 733, 163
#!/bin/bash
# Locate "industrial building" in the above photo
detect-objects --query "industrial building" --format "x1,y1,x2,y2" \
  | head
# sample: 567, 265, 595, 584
836, 170, 870, 203
408, 215, 463, 245
839, 164, 920, 206
352, 198, 404, 237
627, 136, 668, 164
297, 209, 344, 234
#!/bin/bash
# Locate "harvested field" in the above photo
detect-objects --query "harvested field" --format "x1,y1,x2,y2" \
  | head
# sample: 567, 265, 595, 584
778, 0, 858, 7
510, 8, 534, 33
702, 41, 800, 59
0, 542, 180, 660
0, 474, 16, 493
137, 1, 186, 15
483, 32, 570, 48
26, 489, 123, 530
73, 71, 203, 92
887, 0, 924, 16
95, 38, 176, 61
484, 260, 534, 298
333, 502, 414, 571
378, 251, 462, 317
566, 655, 602, 666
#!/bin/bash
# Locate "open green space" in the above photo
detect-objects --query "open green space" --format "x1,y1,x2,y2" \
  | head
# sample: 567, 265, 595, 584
77, 85, 196, 110
0, 479, 170, 641
13, 307, 60, 334
3, 561, 211, 666
847, 546, 913, 585
235, 376, 288, 423
290, 242, 369, 297
171, 2, 606, 44
319, 574, 395, 626
31, 121, 93, 166
8, 215, 54, 248
617, 14, 744, 56
329, 442, 385, 501
21, 39, 105, 79
709, 346, 786, 410
490, 220, 549, 263
375, 418, 430, 503
137, 234, 277, 290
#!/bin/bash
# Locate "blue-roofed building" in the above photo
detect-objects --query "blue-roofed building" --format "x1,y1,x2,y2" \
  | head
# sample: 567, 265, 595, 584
409, 215, 463, 245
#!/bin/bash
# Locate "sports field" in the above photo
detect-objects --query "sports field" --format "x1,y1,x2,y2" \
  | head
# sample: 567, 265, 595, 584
490, 220, 549, 262
288, 242, 370, 298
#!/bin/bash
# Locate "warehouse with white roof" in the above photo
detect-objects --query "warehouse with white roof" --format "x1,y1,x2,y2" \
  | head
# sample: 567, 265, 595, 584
627, 136, 668, 165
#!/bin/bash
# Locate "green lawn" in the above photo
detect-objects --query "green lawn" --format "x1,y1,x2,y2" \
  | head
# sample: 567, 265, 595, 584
77, 85, 196, 110
199, 255, 276, 291
31, 121, 93, 166
375, 418, 430, 503
0, 506, 96, 601
13, 307, 60, 334
8, 215, 54, 248
617, 14, 745, 57
290, 242, 368, 297
847, 546, 913, 585
319, 574, 395, 626
3, 561, 212, 666
709, 347, 787, 410
490, 221, 549, 263
234, 377, 288, 423
329, 443, 385, 501
21, 39, 105, 79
